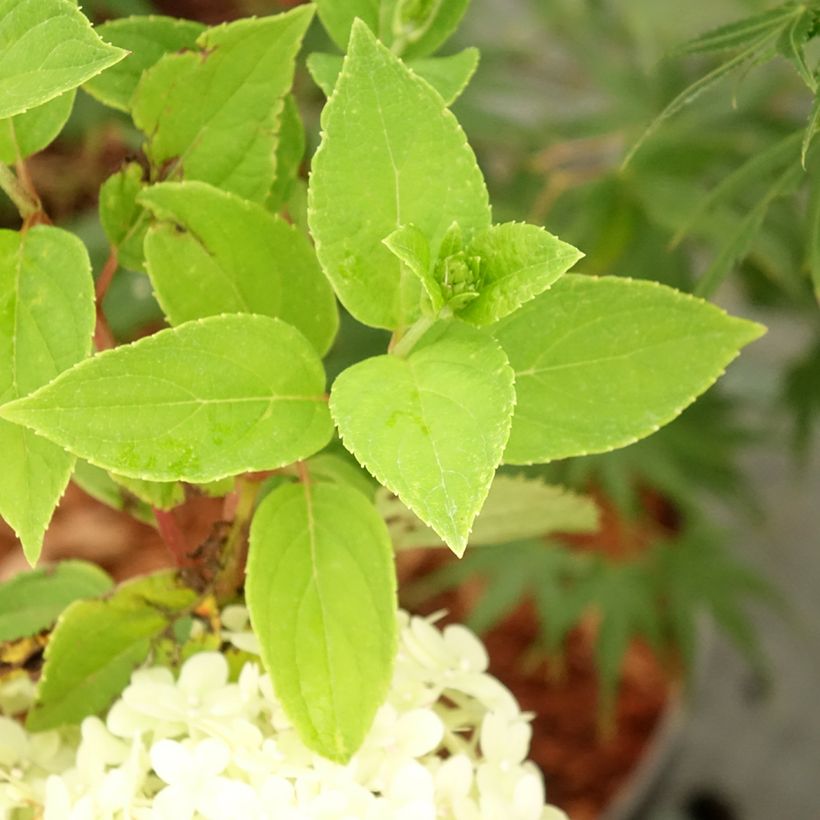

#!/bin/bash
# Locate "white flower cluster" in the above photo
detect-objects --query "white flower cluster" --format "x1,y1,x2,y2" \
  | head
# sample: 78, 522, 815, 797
0, 608, 567, 820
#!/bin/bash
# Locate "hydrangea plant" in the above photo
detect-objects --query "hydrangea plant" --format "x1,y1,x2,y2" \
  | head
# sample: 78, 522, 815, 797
0, 0, 763, 796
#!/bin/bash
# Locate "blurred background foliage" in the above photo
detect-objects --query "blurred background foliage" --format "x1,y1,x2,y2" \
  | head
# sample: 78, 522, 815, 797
3, 0, 816, 715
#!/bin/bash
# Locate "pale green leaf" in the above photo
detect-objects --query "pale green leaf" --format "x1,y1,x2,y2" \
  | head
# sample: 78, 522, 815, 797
307, 47, 479, 106
0, 0, 126, 119
99, 162, 149, 272
678, 4, 800, 54
132, 6, 313, 202
0, 226, 95, 563
110, 473, 184, 511
247, 481, 396, 761
71, 459, 155, 524
315, 0, 379, 51
408, 48, 480, 104
315, 0, 470, 58
140, 181, 338, 355
83, 15, 205, 112
268, 95, 306, 213
383, 224, 444, 313
330, 320, 515, 555
306, 451, 377, 500
26, 571, 197, 731
382, 0, 472, 59
459, 222, 583, 327
380, 474, 599, 549
0, 91, 75, 164
0, 561, 112, 642
308, 20, 490, 330
492, 275, 766, 465
0, 315, 333, 483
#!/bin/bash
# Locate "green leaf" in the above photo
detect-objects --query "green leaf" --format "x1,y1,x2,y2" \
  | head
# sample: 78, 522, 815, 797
246, 481, 397, 761
408, 48, 480, 104
26, 571, 197, 731
83, 15, 205, 112
382, 0, 472, 59
140, 181, 338, 355
380, 474, 599, 549
315, 0, 379, 51
0, 561, 113, 642
307, 47, 480, 106
267, 95, 306, 213
110, 473, 184, 511
0, 226, 95, 563
306, 451, 378, 500
678, 4, 800, 54
671, 130, 801, 246
0, 0, 127, 119
71, 459, 155, 524
803, 95, 820, 169
623, 30, 779, 168
331, 320, 515, 555
695, 161, 803, 298
383, 224, 443, 313
776, 7, 817, 92
458, 222, 583, 327
99, 162, 149, 273
0, 91, 75, 164
0, 315, 333, 483
132, 6, 313, 202
492, 275, 765, 465
308, 20, 490, 330
655, 528, 778, 675
316, 0, 470, 58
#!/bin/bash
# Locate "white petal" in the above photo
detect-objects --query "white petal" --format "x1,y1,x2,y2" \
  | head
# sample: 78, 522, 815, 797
152, 784, 197, 820
178, 652, 229, 695
450, 672, 520, 719
43, 775, 72, 820
513, 770, 546, 820
541, 806, 570, 820
396, 709, 443, 757
203, 683, 246, 717
434, 754, 473, 802
228, 631, 262, 655
106, 700, 150, 738
151, 739, 193, 785
221, 605, 250, 632
193, 738, 231, 776
386, 760, 434, 804
443, 625, 489, 672
0, 675, 36, 714
131, 666, 175, 687
0, 716, 27, 766
480, 713, 519, 764
199, 777, 259, 819
260, 775, 295, 806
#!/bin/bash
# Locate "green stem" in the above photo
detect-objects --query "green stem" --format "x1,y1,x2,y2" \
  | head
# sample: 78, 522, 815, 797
391, 314, 435, 358
213, 477, 262, 604
0, 163, 39, 219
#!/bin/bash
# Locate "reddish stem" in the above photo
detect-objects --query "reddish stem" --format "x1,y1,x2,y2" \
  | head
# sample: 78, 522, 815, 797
93, 310, 116, 351
154, 508, 193, 568
95, 247, 118, 301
